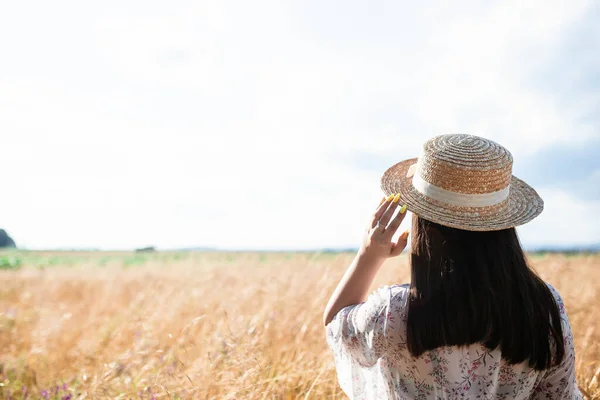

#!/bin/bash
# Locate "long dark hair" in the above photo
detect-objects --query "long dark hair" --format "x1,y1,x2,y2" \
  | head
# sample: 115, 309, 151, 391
406, 215, 564, 370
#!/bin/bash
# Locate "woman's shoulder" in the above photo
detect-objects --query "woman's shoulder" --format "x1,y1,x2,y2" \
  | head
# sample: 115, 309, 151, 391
368, 283, 411, 308
544, 282, 573, 341
371, 283, 410, 296
389, 283, 411, 297
545, 282, 566, 316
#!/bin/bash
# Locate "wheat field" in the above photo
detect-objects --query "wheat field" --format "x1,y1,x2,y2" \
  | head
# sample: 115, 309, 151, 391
0, 251, 598, 399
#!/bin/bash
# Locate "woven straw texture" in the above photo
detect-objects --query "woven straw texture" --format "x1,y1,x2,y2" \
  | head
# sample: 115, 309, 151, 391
380, 134, 544, 231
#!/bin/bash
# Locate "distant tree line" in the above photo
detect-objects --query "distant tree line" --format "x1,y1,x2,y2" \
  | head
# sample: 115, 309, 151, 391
0, 229, 16, 248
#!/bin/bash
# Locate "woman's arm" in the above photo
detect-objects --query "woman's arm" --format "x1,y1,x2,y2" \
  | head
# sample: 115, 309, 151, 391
322, 251, 385, 326
323, 194, 409, 326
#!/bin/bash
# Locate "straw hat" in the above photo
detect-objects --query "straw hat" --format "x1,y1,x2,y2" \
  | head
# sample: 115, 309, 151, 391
380, 134, 543, 231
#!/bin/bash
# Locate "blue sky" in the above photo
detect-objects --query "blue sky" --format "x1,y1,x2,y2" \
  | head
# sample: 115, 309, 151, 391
0, 0, 599, 250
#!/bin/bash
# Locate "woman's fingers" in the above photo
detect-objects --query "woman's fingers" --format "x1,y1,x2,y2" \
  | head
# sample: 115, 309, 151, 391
382, 203, 408, 240
377, 194, 401, 228
390, 230, 410, 257
370, 194, 394, 228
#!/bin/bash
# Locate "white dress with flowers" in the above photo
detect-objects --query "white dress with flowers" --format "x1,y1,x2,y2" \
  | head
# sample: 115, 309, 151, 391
326, 283, 583, 399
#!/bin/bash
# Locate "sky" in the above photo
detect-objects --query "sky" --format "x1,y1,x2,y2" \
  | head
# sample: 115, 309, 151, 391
0, 0, 599, 250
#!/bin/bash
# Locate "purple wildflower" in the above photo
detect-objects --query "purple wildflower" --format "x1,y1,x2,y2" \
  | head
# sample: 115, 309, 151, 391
61, 394, 73, 400
41, 389, 50, 399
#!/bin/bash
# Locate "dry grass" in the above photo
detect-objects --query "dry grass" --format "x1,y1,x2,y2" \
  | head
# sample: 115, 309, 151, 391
0, 252, 598, 399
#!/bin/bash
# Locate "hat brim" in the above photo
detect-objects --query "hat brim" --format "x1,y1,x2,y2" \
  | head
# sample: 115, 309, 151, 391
380, 158, 544, 231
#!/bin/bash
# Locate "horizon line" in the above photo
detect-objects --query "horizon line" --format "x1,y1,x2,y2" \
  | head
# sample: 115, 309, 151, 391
3, 244, 600, 253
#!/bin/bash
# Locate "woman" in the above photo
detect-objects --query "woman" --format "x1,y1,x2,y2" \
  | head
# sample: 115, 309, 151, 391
323, 134, 582, 399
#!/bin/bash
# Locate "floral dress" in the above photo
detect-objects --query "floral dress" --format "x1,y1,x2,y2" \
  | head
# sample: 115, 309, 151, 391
326, 283, 583, 399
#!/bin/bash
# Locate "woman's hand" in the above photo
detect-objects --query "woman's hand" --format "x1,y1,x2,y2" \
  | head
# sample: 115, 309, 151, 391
323, 194, 410, 326
360, 193, 409, 261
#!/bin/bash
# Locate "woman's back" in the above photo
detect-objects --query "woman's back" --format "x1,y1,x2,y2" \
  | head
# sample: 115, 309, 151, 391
323, 134, 583, 399
326, 283, 582, 399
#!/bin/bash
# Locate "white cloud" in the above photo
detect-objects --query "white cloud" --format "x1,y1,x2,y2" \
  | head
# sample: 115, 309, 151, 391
93, 15, 226, 91
0, 0, 598, 249
518, 187, 600, 247
408, 0, 595, 155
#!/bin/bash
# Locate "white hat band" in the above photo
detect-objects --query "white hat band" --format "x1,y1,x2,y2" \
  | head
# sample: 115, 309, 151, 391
412, 173, 510, 207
